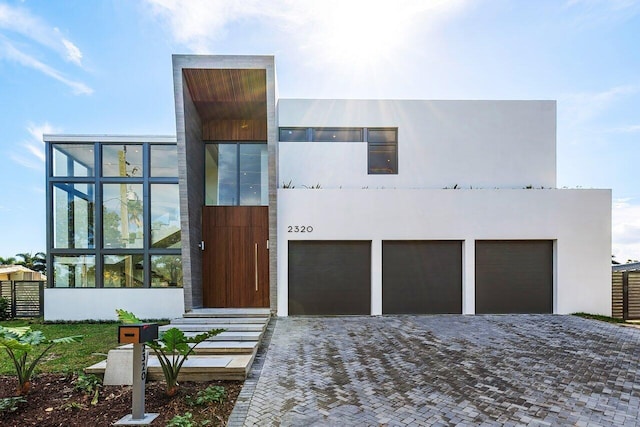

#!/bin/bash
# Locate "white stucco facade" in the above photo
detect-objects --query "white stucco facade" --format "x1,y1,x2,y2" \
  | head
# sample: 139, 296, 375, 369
44, 288, 185, 321
277, 189, 612, 317
278, 99, 557, 190
276, 99, 611, 317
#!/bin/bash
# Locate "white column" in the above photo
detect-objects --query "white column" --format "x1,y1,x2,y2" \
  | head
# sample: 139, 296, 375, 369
371, 240, 382, 316
463, 239, 475, 314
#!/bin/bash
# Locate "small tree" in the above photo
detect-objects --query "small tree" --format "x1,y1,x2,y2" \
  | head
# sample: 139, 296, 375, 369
0, 326, 83, 395
116, 309, 224, 396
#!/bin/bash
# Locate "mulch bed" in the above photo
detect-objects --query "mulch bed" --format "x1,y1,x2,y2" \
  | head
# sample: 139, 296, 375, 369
0, 374, 242, 426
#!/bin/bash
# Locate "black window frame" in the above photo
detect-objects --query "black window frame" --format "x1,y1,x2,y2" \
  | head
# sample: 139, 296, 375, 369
46, 140, 181, 289
367, 128, 398, 175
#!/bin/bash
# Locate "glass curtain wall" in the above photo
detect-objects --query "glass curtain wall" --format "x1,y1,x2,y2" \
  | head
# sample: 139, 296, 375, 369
48, 142, 182, 288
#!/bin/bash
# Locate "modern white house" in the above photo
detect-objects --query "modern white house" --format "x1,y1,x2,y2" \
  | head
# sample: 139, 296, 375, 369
43, 55, 612, 320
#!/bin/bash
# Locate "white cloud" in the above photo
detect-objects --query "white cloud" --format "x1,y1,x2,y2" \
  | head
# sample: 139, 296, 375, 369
61, 38, 83, 65
0, 3, 84, 65
0, 38, 93, 95
613, 198, 640, 262
143, 0, 468, 66
10, 122, 61, 171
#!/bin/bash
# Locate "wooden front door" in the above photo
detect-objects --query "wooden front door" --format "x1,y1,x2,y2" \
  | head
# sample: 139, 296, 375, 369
202, 206, 269, 308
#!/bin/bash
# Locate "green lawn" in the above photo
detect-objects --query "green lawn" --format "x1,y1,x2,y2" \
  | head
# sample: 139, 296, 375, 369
0, 320, 119, 375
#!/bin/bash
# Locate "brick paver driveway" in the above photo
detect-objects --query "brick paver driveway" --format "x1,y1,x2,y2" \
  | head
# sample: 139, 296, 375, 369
234, 315, 640, 426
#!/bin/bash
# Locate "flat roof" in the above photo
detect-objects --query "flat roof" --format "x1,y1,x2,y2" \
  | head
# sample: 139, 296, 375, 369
43, 134, 176, 143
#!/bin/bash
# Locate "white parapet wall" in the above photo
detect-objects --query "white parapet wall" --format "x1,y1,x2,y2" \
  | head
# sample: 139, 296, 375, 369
277, 188, 611, 317
44, 288, 185, 321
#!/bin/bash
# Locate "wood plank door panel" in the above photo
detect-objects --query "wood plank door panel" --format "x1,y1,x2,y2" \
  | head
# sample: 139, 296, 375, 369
202, 206, 269, 308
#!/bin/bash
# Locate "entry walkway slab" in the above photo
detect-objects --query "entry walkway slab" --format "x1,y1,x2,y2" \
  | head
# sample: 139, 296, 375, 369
236, 315, 640, 426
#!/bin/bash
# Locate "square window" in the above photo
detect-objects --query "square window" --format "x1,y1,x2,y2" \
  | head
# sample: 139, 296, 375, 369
368, 144, 398, 174
53, 144, 94, 177
53, 255, 96, 288
150, 145, 178, 177
103, 255, 144, 288
102, 145, 143, 177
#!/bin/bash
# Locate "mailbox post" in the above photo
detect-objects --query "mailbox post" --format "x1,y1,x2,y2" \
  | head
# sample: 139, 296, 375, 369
115, 323, 159, 426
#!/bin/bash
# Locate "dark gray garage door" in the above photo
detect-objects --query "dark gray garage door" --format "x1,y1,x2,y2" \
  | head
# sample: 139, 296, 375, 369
475, 240, 553, 314
288, 241, 371, 315
383, 241, 462, 314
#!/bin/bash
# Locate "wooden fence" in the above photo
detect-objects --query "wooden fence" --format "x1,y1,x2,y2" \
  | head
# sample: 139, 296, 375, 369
0, 280, 45, 319
612, 271, 640, 320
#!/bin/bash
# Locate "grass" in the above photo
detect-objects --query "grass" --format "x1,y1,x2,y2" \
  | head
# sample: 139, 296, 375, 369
0, 319, 119, 375
573, 312, 627, 324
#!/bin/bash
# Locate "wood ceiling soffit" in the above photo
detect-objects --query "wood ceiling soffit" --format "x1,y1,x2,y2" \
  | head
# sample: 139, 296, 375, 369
183, 69, 267, 103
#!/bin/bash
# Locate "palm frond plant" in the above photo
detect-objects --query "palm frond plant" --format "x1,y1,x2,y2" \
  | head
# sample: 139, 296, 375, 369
0, 326, 83, 395
116, 309, 224, 396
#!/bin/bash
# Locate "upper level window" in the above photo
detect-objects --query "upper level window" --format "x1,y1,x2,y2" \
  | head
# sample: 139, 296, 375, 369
205, 143, 268, 206
53, 144, 94, 177
312, 128, 362, 142
150, 145, 179, 177
102, 145, 143, 177
368, 128, 398, 174
279, 128, 308, 142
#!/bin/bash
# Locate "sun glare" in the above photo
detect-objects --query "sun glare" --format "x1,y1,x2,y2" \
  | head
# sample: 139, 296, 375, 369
311, 1, 410, 68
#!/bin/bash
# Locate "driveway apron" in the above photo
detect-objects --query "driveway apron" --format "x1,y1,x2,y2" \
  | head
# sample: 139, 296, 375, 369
235, 315, 640, 426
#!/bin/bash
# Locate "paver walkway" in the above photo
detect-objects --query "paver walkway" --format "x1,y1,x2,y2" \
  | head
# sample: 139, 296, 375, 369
235, 315, 640, 426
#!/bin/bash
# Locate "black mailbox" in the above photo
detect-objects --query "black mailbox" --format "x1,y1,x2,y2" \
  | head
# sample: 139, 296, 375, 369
118, 323, 159, 344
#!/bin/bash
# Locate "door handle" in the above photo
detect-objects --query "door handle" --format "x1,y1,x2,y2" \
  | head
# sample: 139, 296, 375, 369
254, 243, 259, 292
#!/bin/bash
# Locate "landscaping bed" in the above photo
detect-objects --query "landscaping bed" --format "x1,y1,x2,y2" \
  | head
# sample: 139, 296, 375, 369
0, 373, 242, 426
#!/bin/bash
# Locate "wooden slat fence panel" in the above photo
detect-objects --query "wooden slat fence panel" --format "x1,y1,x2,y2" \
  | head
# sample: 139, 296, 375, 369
0, 280, 44, 319
628, 272, 640, 320
612, 272, 624, 319
0, 281, 11, 319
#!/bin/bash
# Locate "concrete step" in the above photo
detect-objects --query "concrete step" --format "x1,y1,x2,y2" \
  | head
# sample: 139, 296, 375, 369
194, 331, 263, 341
184, 308, 270, 318
86, 354, 254, 382
170, 317, 269, 325
116, 340, 258, 355
160, 323, 266, 333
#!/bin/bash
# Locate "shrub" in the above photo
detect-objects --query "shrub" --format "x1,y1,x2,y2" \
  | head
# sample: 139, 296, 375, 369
0, 396, 26, 413
186, 385, 226, 406
0, 296, 10, 321
73, 372, 102, 405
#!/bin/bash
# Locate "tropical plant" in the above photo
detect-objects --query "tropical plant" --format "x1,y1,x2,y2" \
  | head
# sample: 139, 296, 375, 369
0, 325, 83, 395
116, 309, 224, 396
15, 252, 46, 273
0, 256, 17, 265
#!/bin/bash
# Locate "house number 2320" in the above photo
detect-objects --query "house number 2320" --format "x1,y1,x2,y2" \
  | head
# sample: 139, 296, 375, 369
288, 225, 313, 233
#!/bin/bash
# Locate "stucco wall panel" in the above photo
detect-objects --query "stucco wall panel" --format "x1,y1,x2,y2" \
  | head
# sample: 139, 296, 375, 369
44, 289, 184, 321
278, 100, 556, 189
277, 188, 610, 316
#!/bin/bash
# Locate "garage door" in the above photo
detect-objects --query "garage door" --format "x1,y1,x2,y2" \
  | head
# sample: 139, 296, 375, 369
288, 241, 371, 315
475, 240, 553, 314
383, 241, 462, 314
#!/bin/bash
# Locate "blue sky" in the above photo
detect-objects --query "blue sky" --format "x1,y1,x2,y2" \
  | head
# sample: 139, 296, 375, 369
0, 0, 639, 261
